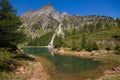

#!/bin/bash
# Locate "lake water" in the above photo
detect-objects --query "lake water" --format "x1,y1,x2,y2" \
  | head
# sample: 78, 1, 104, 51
22, 47, 102, 80
22, 47, 50, 55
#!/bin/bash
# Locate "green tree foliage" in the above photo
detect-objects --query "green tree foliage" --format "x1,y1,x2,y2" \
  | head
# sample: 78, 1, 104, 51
112, 34, 120, 41
54, 36, 64, 48
96, 21, 102, 30
0, 48, 18, 71
105, 23, 110, 29
0, 0, 16, 14
28, 31, 54, 46
81, 24, 96, 33
114, 44, 120, 54
0, 0, 26, 51
105, 45, 111, 51
85, 40, 98, 51
72, 28, 76, 35
71, 40, 77, 51
64, 30, 70, 37
80, 33, 86, 49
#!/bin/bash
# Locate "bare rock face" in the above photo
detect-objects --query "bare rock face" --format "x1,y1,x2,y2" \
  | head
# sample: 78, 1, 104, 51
21, 3, 60, 38
21, 3, 61, 22
21, 3, 117, 38
61, 12, 69, 18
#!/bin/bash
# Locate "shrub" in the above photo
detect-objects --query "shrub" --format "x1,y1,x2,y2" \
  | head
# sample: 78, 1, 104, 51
0, 49, 18, 71
71, 40, 77, 51
76, 46, 82, 52
112, 34, 120, 41
80, 33, 86, 49
54, 36, 64, 48
114, 44, 120, 54
85, 41, 99, 51
105, 45, 111, 51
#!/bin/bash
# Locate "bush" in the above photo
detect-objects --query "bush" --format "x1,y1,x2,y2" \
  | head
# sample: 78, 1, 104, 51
0, 49, 18, 71
71, 46, 77, 51
54, 36, 64, 48
71, 40, 77, 51
80, 33, 86, 49
114, 44, 120, 54
76, 45, 83, 52
85, 41, 99, 51
105, 45, 111, 51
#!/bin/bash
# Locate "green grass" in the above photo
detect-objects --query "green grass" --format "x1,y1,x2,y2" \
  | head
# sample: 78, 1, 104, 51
0, 72, 12, 80
88, 27, 120, 41
36, 29, 45, 37
102, 75, 120, 80
64, 26, 120, 49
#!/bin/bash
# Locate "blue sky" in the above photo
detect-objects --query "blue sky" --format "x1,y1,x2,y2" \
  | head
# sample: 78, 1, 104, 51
9, 0, 120, 18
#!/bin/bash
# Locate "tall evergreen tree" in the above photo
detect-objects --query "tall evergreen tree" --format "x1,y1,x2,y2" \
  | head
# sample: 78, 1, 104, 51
81, 32, 86, 49
0, 0, 26, 51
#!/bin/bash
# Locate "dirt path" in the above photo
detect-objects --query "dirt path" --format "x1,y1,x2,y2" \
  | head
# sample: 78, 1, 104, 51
15, 56, 49, 80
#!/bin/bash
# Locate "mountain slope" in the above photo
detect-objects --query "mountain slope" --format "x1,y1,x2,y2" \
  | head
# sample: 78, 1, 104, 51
21, 3, 118, 38
21, 3, 60, 38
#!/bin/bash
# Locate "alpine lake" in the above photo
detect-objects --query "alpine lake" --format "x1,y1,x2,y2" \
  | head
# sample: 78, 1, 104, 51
22, 47, 120, 80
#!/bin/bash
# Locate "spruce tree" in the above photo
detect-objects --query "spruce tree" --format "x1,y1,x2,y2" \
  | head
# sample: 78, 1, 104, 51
0, 0, 26, 51
81, 32, 86, 49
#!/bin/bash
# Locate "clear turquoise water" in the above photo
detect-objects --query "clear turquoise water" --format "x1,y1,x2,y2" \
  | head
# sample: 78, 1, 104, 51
22, 47, 102, 80
22, 47, 50, 55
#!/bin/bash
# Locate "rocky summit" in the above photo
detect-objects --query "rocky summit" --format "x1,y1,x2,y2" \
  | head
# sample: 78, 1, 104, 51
21, 3, 117, 38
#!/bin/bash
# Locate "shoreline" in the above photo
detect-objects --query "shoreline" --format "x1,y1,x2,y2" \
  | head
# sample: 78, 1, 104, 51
53, 48, 113, 59
53, 48, 120, 79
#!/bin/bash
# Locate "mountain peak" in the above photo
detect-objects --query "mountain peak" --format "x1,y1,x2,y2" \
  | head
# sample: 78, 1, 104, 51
40, 2, 54, 12
61, 12, 69, 18
47, 2, 52, 6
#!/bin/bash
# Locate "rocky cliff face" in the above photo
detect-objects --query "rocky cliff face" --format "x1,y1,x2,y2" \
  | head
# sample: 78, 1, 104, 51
21, 3, 61, 38
62, 15, 117, 29
21, 3, 117, 38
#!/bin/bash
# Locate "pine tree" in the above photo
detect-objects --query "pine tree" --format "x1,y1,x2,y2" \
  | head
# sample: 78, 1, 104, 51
71, 40, 77, 51
0, 0, 26, 51
81, 32, 86, 49
54, 36, 64, 48
85, 40, 98, 51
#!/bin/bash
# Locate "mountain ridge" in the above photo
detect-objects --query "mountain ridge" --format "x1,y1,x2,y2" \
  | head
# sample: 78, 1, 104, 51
21, 3, 117, 38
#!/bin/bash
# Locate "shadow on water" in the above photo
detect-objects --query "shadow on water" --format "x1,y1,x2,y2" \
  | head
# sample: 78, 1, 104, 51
22, 47, 102, 80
